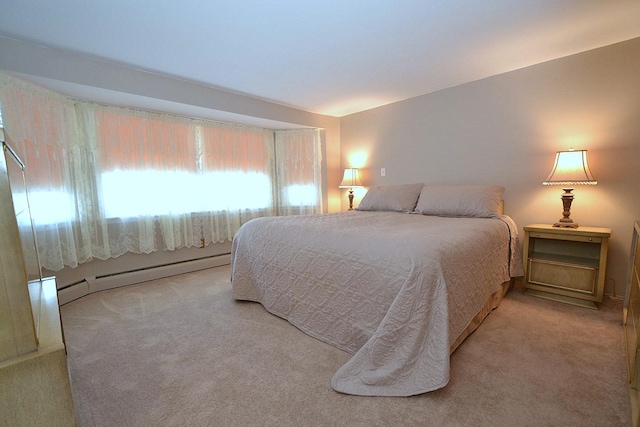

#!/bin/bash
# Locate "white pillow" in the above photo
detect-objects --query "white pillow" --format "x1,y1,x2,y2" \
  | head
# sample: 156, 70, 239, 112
356, 183, 424, 213
414, 185, 504, 218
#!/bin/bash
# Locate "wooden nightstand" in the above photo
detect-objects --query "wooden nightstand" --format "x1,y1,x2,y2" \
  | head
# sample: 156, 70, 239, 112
522, 224, 611, 309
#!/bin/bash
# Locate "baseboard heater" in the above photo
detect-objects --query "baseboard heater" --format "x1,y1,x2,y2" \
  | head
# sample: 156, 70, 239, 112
57, 253, 231, 305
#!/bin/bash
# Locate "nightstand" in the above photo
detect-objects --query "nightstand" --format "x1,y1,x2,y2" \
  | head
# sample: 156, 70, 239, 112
522, 224, 611, 309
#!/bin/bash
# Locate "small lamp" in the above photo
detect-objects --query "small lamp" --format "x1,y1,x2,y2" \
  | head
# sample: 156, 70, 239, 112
543, 148, 597, 228
339, 168, 363, 210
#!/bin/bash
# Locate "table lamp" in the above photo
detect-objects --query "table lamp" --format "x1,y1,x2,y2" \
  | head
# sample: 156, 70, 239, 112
339, 168, 362, 210
543, 148, 596, 228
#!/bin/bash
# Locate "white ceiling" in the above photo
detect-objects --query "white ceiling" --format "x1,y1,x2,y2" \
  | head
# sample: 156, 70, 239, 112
1, 0, 639, 117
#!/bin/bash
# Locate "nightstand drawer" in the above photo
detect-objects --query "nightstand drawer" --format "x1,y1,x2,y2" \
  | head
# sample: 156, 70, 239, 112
530, 231, 602, 244
528, 258, 597, 295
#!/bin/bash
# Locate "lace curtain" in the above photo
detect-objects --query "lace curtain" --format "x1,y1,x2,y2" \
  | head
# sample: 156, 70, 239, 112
274, 129, 322, 216
0, 74, 321, 271
0, 76, 85, 271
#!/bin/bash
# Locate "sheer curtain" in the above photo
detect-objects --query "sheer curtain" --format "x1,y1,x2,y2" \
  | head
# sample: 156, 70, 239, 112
275, 129, 323, 215
198, 120, 275, 245
0, 75, 88, 270
81, 104, 201, 257
0, 73, 316, 272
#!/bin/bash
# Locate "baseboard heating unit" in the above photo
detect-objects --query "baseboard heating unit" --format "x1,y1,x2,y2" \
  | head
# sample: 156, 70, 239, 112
57, 253, 231, 305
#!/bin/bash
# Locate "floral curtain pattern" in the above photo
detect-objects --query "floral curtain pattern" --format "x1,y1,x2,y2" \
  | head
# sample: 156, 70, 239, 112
0, 73, 322, 271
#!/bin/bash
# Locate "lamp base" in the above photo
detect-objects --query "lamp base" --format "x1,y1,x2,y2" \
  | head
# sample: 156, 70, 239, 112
553, 221, 579, 228
552, 188, 579, 228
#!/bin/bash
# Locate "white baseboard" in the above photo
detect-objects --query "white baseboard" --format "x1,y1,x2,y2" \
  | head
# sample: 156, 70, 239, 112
58, 254, 230, 305
57, 281, 90, 306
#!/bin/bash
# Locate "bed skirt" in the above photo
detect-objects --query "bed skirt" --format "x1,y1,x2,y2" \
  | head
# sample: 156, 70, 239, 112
449, 278, 514, 354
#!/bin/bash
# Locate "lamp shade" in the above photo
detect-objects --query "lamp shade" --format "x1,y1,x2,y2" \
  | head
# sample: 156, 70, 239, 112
339, 168, 362, 188
543, 149, 597, 186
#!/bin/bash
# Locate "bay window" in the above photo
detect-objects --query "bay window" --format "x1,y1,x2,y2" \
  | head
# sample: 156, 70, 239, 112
0, 73, 323, 271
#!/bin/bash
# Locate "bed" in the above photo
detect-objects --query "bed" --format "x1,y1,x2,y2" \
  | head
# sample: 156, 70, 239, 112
231, 184, 523, 396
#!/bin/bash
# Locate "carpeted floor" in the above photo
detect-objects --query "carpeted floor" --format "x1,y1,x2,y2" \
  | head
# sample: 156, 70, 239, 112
60, 265, 631, 426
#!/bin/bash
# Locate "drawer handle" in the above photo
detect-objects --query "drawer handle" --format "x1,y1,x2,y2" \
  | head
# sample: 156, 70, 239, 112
589, 238, 593, 241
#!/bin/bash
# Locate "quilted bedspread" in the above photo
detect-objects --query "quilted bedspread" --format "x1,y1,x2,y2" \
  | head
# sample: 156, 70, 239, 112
231, 211, 522, 396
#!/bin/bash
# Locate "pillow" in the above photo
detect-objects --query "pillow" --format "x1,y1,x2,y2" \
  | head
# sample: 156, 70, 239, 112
356, 183, 424, 213
414, 185, 504, 218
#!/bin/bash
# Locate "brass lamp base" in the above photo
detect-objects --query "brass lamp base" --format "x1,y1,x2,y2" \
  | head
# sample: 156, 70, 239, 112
553, 221, 579, 228
552, 188, 579, 228
347, 189, 355, 211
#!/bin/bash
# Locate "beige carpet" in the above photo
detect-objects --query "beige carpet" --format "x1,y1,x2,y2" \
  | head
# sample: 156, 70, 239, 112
60, 265, 631, 426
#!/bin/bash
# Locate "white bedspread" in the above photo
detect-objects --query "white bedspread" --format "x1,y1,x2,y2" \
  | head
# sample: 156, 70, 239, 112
231, 212, 522, 396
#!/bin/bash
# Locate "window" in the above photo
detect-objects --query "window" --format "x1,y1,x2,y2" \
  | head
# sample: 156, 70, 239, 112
94, 109, 277, 218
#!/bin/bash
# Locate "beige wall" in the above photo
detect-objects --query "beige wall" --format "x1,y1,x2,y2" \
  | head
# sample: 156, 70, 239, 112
340, 38, 640, 298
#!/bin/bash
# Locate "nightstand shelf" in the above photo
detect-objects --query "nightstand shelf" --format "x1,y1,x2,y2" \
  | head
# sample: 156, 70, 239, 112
522, 224, 611, 309
527, 252, 600, 269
